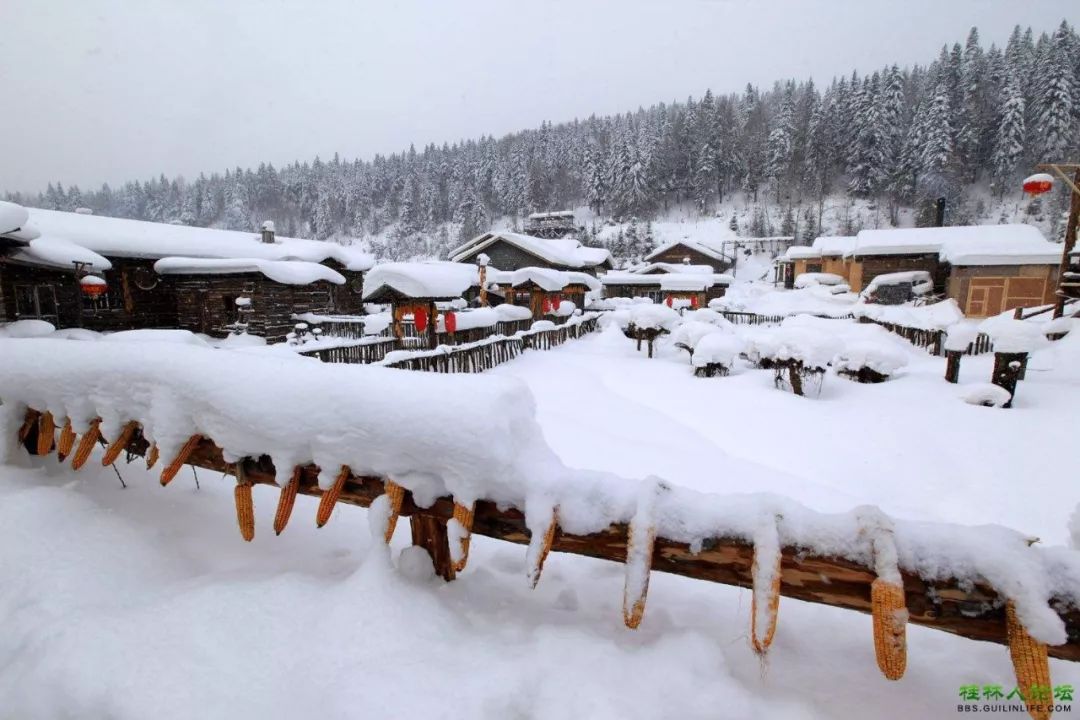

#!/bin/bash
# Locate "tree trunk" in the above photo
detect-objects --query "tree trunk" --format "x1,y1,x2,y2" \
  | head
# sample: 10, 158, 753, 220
788, 362, 804, 396
991, 351, 1027, 408
944, 350, 961, 384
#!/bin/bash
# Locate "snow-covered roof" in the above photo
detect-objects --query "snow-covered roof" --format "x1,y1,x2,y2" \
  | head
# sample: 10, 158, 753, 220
851, 224, 1056, 264
811, 236, 857, 257
0, 201, 30, 235
362, 261, 480, 300
527, 210, 575, 220
154, 257, 346, 285
0, 207, 375, 271
644, 237, 730, 264
449, 231, 611, 269
782, 245, 821, 261
600, 272, 664, 286
565, 271, 602, 291
634, 262, 714, 275
601, 271, 732, 288
10, 237, 114, 271
659, 275, 710, 292
506, 267, 569, 291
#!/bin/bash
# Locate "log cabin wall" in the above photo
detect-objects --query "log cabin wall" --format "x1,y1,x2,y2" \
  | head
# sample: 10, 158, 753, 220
260, 281, 337, 342
648, 244, 730, 273
0, 257, 179, 331
323, 262, 366, 315
848, 254, 943, 294
946, 264, 1059, 317
457, 240, 559, 273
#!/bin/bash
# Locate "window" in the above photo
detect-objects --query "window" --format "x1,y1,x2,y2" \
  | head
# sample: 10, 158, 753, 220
13, 285, 59, 319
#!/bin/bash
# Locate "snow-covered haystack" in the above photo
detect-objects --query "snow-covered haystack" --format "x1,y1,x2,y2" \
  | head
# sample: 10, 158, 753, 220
833, 341, 907, 383
692, 333, 745, 377
960, 382, 1013, 408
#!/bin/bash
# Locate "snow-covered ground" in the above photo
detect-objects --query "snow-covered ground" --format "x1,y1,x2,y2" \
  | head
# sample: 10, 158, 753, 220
1, 312, 1078, 719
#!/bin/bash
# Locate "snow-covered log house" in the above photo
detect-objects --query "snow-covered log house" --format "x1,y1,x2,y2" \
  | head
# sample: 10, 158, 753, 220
449, 230, 612, 275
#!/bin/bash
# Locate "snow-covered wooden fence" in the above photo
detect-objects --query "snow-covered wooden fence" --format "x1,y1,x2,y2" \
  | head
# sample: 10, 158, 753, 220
718, 311, 856, 326
862, 318, 994, 357
12, 409, 1080, 668
298, 337, 398, 364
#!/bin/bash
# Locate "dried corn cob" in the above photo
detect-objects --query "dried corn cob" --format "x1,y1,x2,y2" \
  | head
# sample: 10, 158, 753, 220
36, 412, 56, 456
70, 421, 101, 470
1006, 601, 1052, 720
527, 509, 558, 589
623, 523, 656, 629
871, 578, 908, 680
235, 481, 255, 542
57, 419, 76, 460
17, 410, 38, 443
382, 479, 406, 543
146, 444, 160, 470
102, 421, 138, 466
315, 466, 350, 527
451, 501, 475, 571
160, 434, 202, 486
750, 551, 782, 654
273, 466, 302, 536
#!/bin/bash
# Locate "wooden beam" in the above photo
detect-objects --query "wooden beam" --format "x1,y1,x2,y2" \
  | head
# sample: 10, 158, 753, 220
21, 417, 1080, 662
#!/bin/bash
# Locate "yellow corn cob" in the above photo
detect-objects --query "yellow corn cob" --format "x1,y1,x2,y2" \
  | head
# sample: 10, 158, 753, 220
235, 482, 255, 542
315, 466, 350, 527
1006, 601, 1052, 720
57, 419, 76, 460
146, 444, 160, 470
160, 434, 202, 486
623, 524, 656, 629
452, 501, 475, 571
871, 579, 908, 680
273, 467, 302, 536
70, 421, 101, 470
383, 479, 406, 543
17, 410, 38, 443
528, 509, 558, 589
750, 552, 782, 654
36, 412, 56, 456
102, 421, 138, 466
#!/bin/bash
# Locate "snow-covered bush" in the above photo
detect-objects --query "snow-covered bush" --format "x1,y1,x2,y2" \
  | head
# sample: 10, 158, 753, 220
752, 328, 840, 396
960, 382, 1012, 408
669, 321, 719, 354
692, 333, 745, 377
833, 341, 907, 383
629, 303, 681, 332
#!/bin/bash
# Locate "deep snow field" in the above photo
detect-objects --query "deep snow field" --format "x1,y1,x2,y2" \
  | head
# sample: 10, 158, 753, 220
1, 305, 1079, 719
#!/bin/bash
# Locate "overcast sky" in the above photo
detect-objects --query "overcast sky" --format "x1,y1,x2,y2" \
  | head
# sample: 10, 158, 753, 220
1, 0, 1075, 194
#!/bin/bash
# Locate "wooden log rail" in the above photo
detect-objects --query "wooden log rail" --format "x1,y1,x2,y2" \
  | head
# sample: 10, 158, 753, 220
299, 338, 398, 364
861, 318, 994, 357
16, 411, 1080, 662
717, 311, 855, 326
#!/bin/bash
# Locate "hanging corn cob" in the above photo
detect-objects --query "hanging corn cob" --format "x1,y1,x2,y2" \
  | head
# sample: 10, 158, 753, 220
234, 462, 255, 542
315, 465, 350, 527
858, 507, 908, 680
449, 501, 475, 572
1006, 601, 1052, 720
70, 420, 101, 470
18, 410, 38, 443
101, 421, 138, 466
750, 514, 782, 654
56, 419, 76, 460
36, 411, 55, 456
273, 466, 303, 536
382, 479, 406, 543
623, 479, 667, 629
160, 434, 202, 486
526, 508, 558, 589
146, 443, 160, 470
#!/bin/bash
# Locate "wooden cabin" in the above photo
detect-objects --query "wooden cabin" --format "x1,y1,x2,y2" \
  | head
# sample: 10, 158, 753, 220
0, 206, 374, 340
645, 239, 731, 274
449, 230, 612, 275
361, 261, 481, 348
524, 210, 578, 239
601, 267, 732, 304
487, 267, 586, 321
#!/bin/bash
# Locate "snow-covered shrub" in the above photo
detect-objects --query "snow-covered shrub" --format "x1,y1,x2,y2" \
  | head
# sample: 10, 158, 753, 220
833, 341, 907, 383
757, 328, 840, 396
682, 308, 735, 330
692, 334, 745, 377
631, 304, 681, 331
669, 321, 719, 354
960, 382, 1012, 408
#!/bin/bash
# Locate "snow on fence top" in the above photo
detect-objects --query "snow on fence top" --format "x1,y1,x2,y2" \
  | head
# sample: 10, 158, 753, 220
449, 231, 611, 269
0, 206, 375, 271
853, 298, 964, 330
154, 257, 346, 285
851, 224, 1055, 264
362, 261, 480, 300
2, 337, 1077, 647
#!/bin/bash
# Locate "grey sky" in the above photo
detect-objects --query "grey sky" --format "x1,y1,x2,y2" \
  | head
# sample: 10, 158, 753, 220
1, 0, 1075, 194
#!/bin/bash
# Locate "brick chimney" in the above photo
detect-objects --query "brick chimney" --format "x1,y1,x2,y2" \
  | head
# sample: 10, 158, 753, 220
260, 220, 276, 244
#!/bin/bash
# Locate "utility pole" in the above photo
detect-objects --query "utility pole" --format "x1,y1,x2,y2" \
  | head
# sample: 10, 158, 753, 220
1027, 163, 1080, 319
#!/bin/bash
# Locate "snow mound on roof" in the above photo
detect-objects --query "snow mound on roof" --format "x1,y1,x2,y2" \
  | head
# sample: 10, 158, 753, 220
794, 272, 845, 289
363, 262, 478, 300
0, 201, 30, 235
19, 237, 113, 270
154, 257, 346, 285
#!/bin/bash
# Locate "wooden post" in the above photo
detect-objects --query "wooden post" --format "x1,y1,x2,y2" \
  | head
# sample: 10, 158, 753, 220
410, 514, 456, 581
788, 362, 804, 396
427, 301, 437, 350
991, 351, 1028, 408
944, 350, 962, 383
478, 263, 488, 306
1053, 166, 1080, 319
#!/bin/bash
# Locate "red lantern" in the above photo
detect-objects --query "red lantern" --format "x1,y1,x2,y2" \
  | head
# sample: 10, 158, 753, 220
80, 276, 107, 299
1022, 173, 1054, 196
691, 295, 699, 309
413, 306, 428, 332
444, 312, 457, 334
542, 298, 551, 314
665, 295, 673, 308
